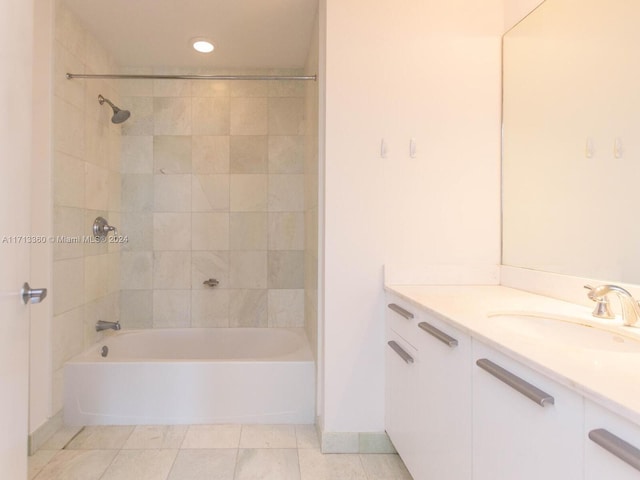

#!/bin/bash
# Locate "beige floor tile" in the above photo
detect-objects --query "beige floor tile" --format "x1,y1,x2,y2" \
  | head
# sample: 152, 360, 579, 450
239, 425, 297, 448
182, 425, 241, 449
40, 425, 83, 450
32, 449, 117, 480
359, 454, 412, 480
28, 450, 57, 480
294, 425, 320, 449
167, 449, 237, 480
298, 448, 366, 480
66, 426, 135, 450
123, 425, 188, 449
234, 449, 300, 480
100, 449, 178, 480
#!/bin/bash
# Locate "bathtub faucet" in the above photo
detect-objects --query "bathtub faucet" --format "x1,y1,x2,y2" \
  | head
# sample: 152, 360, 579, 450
96, 320, 121, 332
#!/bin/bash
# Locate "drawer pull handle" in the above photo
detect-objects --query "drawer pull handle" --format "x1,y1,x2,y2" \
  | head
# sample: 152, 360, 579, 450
589, 429, 640, 472
418, 321, 458, 347
387, 341, 414, 364
388, 303, 414, 319
476, 358, 554, 407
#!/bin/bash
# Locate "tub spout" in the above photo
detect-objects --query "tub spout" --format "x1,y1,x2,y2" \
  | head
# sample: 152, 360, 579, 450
96, 320, 121, 332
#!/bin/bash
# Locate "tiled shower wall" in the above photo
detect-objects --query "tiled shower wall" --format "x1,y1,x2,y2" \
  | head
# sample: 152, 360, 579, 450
51, 1, 122, 413
119, 72, 306, 328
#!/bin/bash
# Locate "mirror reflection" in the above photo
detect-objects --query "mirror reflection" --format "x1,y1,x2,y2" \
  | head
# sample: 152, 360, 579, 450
502, 0, 640, 284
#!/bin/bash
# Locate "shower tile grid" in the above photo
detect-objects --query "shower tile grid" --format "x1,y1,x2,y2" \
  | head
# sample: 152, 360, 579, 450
29, 424, 413, 480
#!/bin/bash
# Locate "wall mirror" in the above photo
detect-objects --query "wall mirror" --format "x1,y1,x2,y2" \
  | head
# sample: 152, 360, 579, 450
502, 0, 640, 284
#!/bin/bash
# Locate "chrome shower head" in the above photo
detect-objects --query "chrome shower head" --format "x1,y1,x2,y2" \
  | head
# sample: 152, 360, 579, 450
98, 94, 131, 124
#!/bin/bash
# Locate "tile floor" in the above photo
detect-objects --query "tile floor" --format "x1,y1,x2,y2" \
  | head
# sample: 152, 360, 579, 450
29, 424, 413, 480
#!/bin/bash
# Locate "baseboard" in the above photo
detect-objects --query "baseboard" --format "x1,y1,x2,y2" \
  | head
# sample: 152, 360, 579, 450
28, 410, 63, 456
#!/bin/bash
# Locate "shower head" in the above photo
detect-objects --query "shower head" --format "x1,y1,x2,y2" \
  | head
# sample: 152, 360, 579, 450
98, 94, 131, 124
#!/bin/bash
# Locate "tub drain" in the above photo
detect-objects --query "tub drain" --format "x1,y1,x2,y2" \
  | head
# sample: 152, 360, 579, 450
101, 345, 109, 357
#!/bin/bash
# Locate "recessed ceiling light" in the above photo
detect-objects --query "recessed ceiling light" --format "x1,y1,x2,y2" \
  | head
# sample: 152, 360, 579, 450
192, 39, 215, 54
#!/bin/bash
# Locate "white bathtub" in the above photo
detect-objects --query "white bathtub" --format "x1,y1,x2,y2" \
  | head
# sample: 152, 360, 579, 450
64, 328, 315, 426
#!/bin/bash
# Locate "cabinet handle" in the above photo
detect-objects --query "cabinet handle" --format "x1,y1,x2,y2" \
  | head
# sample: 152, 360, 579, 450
418, 321, 458, 347
387, 341, 414, 364
589, 428, 640, 472
476, 359, 554, 407
387, 303, 414, 320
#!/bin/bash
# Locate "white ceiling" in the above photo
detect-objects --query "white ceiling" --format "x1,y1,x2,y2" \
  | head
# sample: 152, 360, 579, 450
63, 0, 318, 69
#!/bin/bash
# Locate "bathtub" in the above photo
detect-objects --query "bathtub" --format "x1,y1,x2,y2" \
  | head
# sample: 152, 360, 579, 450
64, 328, 315, 426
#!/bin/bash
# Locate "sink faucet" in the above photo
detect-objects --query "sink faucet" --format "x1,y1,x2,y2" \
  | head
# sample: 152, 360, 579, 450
585, 284, 640, 327
96, 320, 121, 332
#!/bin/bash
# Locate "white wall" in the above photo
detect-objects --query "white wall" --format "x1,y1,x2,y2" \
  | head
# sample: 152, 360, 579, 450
321, 0, 503, 433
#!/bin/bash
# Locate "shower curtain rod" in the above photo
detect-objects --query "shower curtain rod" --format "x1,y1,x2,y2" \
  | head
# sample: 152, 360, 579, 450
66, 73, 316, 81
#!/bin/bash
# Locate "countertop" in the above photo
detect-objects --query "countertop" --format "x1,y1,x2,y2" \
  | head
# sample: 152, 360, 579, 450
385, 284, 640, 425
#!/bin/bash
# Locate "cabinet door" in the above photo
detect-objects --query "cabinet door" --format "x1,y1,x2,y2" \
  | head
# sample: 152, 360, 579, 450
585, 400, 640, 479
416, 314, 472, 480
472, 342, 583, 480
385, 329, 421, 476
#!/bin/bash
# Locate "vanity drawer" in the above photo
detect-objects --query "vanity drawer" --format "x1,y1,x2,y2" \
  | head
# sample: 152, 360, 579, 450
386, 294, 419, 346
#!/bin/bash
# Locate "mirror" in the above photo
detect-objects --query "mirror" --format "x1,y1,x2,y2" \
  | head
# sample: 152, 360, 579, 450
502, 0, 640, 284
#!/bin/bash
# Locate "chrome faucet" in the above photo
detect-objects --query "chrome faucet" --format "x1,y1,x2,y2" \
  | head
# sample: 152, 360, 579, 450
585, 284, 640, 327
96, 320, 121, 332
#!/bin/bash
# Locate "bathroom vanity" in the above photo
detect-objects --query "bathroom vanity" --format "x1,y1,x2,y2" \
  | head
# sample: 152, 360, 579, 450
384, 285, 640, 480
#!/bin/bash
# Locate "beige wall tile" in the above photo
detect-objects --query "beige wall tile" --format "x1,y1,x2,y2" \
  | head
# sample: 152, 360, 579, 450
230, 97, 268, 135
268, 136, 304, 173
268, 212, 304, 250
153, 97, 191, 135
117, 67, 153, 97
53, 258, 84, 315
53, 206, 84, 260
191, 251, 229, 290
268, 251, 304, 289
54, 41, 84, 109
153, 77, 191, 97
268, 98, 304, 135
154, 213, 191, 250
54, 152, 85, 208
230, 136, 268, 173
107, 252, 121, 294
108, 171, 121, 212
120, 290, 153, 328
153, 135, 192, 173
268, 289, 304, 327
229, 251, 267, 288
269, 80, 306, 98
231, 80, 268, 97
121, 174, 153, 212
191, 79, 230, 98
54, 97, 85, 158
229, 289, 267, 327
121, 213, 153, 251
268, 175, 304, 212
192, 175, 230, 212
191, 290, 229, 327
230, 174, 267, 212
153, 174, 192, 212
230, 213, 267, 250
192, 213, 229, 250
85, 163, 110, 211
153, 290, 191, 328
192, 136, 230, 174
54, 3, 87, 64
120, 251, 153, 290
121, 136, 153, 174
51, 307, 84, 371
192, 97, 230, 135
153, 251, 191, 289
121, 97, 154, 136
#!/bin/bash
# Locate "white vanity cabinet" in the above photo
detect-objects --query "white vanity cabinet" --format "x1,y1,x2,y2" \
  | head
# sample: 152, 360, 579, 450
415, 312, 472, 480
472, 342, 584, 480
585, 400, 640, 479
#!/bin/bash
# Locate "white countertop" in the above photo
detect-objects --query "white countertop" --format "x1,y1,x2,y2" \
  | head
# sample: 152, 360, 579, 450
385, 284, 640, 425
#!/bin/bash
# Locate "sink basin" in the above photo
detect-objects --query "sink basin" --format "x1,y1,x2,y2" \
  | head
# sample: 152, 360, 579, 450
486, 311, 640, 353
